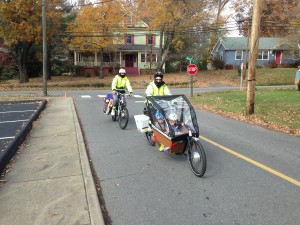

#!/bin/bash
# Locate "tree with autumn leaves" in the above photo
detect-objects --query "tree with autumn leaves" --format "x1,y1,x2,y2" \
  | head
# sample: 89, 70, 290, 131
134, 0, 231, 70
0, 0, 65, 83
63, 1, 127, 79
232, 0, 300, 39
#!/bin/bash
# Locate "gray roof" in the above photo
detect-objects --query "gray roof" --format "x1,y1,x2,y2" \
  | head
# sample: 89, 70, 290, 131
215, 37, 290, 51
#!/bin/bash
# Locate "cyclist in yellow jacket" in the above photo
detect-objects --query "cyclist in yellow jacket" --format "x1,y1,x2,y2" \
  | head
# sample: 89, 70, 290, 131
145, 71, 171, 96
146, 71, 171, 152
111, 68, 133, 116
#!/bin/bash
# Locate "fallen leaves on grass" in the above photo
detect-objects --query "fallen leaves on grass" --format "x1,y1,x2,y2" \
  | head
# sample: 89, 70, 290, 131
195, 104, 300, 137
0, 71, 240, 91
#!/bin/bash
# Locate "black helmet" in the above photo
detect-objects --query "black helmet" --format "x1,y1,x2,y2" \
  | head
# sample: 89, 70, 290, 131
154, 71, 163, 79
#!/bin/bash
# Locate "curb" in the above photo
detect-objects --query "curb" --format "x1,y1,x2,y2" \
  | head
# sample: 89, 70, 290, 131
70, 97, 105, 225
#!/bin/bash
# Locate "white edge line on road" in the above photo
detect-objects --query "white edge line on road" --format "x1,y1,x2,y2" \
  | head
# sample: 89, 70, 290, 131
81, 95, 92, 98
0, 137, 15, 140
0, 120, 28, 124
0, 110, 36, 114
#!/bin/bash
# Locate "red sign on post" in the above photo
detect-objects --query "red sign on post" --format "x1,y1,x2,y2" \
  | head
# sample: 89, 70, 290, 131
187, 64, 198, 75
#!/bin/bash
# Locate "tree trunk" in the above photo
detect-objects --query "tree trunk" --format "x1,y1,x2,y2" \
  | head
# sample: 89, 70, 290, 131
157, 31, 174, 71
16, 42, 32, 83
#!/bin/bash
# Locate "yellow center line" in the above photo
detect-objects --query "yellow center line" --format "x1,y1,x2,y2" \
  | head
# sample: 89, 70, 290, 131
199, 135, 300, 187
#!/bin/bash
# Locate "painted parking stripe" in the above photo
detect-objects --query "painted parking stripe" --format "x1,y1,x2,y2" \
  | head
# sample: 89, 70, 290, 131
0, 110, 36, 114
135, 101, 146, 103
0, 137, 15, 140
81, 95, 91, 98
200, 135, 300, 187
0, 119, 28, 124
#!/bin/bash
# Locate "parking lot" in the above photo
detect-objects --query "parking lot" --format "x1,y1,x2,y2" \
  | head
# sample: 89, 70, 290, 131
0, 100, 47, 173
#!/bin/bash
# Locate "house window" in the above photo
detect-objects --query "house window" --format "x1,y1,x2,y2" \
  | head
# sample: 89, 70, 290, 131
219, 51, 223, 60
258, 50, 268, 60
125, 34, 134, 45
235, 50, 243, 60
126, 15, 135, 26
103, 53, 111, 63
141, 53, 145, 62
147, 34, 155, 45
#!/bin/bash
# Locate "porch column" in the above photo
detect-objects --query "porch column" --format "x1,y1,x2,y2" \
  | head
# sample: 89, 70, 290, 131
74, 51, 77, 66
95, 52, 97, 66
119, 52, 122, 67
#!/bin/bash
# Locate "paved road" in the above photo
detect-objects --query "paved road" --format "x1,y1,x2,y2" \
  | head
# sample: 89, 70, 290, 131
1, 87, 299, 225
72, 89, 300, 225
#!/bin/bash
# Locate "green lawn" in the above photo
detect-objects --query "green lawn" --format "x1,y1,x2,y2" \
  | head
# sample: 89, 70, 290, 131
190, 88, 300, 135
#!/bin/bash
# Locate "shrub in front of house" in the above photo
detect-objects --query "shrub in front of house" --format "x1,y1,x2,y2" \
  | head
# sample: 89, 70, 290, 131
224, 64, 234, 70
51, 59, 71, 76
266, 60, 277, 68
212, 58, 224, 69
198, 58, 208, 71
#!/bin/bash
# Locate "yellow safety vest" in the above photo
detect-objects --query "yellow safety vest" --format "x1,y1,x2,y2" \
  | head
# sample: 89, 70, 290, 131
150, 82, 167, 96
114, 76, 128, 89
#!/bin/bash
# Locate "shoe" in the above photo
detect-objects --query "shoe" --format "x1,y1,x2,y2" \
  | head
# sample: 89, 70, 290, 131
106, 109, 110, 115
111, 110, 115, 116
121, 112, 125, 117
164, 147, 170, 153
159, 143, 165, 151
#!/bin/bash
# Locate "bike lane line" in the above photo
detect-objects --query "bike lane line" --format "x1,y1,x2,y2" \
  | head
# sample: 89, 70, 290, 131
200, 135, 300, 187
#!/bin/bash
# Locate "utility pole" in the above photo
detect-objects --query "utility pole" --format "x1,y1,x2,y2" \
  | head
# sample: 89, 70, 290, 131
149, 34, 153, 80
246, 0, 262, 115
42, 0, 48, 96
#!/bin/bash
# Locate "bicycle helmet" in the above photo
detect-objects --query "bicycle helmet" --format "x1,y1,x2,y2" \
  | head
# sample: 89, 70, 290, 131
168, 113, 178, 121
154, 71, 163, 79
119, 68, 126, 77
155, 111, 164, 120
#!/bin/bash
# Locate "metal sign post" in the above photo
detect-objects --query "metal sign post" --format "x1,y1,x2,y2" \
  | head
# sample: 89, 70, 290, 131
187, 63, 198, 97
240, 63, 244, 91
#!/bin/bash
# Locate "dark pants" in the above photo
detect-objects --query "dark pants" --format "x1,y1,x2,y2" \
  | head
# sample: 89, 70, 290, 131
112, 93, 126, 107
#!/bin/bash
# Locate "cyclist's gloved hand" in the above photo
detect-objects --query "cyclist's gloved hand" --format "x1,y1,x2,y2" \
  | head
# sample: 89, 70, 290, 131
129, 92, 133, 97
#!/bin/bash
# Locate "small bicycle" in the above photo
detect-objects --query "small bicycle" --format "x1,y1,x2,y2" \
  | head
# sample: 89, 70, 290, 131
135, 94, 207, 177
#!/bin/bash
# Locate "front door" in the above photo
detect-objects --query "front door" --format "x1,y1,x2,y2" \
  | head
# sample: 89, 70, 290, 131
275, 51, 281, 64
125, 54, 135, 67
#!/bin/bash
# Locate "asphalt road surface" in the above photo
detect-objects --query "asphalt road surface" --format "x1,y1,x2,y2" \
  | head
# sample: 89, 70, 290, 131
1, 88, 299, 225
72, 89, 300, 225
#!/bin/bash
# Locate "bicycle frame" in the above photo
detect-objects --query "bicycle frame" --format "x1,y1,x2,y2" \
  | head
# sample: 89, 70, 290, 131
111, 92, 129, 129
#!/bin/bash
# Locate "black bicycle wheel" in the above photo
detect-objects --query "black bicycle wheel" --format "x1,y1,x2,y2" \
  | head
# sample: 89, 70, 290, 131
145, 131, 155, 146
187, 138, 206, 177
119, 107, 129, 129
111, 109, 117, 121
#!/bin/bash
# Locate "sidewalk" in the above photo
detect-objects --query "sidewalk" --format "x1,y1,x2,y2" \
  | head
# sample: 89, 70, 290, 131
0, 97, 104, 225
